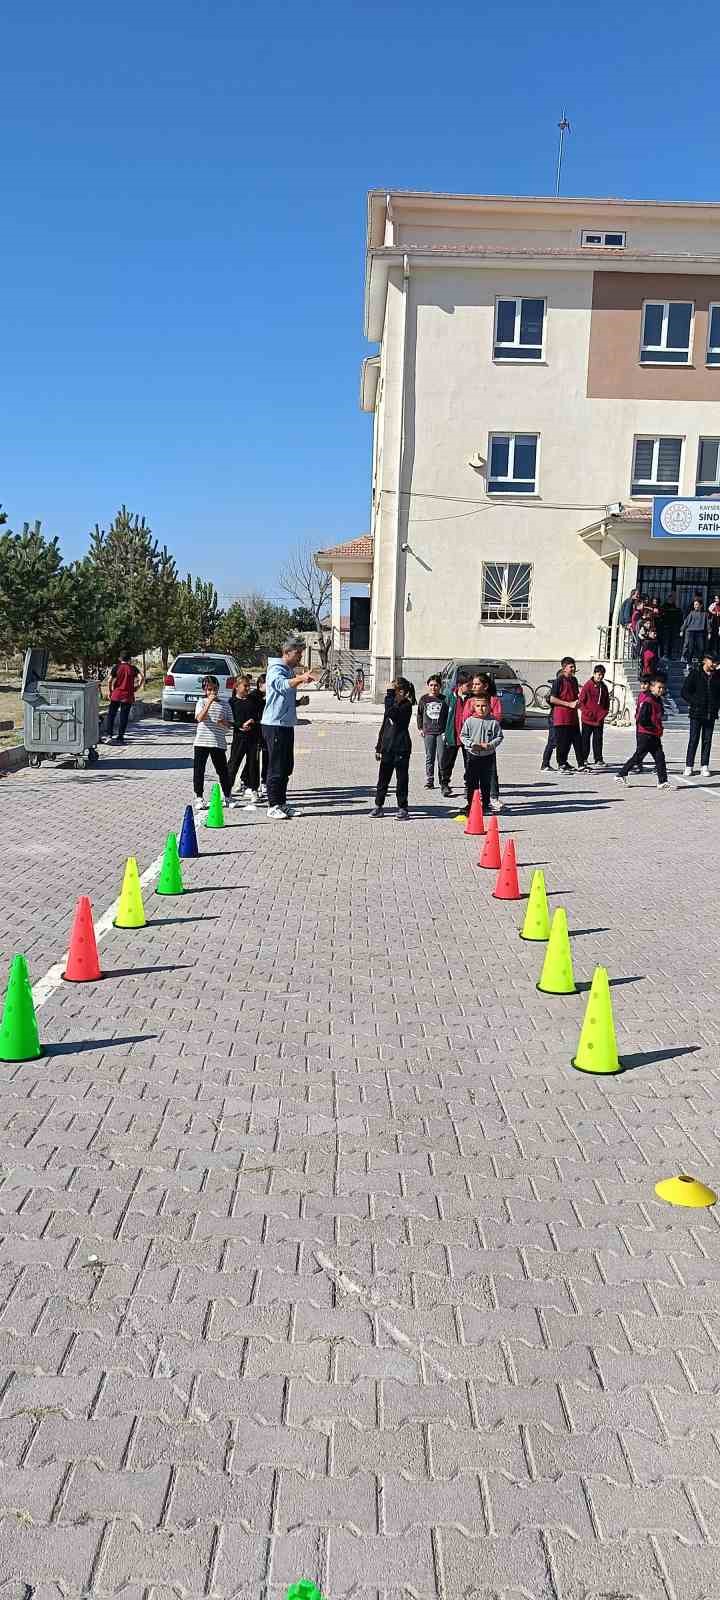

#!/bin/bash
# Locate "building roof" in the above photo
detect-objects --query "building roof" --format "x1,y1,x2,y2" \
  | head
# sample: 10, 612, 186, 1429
373, 243, 720, 264
316, 536, 373, 560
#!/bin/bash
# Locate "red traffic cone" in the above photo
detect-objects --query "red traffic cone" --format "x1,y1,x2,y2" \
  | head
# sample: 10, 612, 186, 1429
477, 814, 501, 869
464, 791, 485, 836
63, 896, 103, 982
492, 839, 521, 901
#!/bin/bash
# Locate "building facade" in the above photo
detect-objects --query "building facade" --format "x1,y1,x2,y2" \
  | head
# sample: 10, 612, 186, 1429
360, 190, 720, 692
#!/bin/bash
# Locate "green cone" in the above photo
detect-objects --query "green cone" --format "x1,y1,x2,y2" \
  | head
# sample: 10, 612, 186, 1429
0, 955, 42, 1063
205, 782, 225, 828
156, 832, 185, 896
285, 1585, 325, 1600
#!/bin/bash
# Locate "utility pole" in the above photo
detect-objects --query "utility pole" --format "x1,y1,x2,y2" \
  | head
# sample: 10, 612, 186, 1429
555, 111, 571, 197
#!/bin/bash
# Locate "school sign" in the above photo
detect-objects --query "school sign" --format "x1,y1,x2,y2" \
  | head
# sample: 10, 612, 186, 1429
652, 497, 720, 539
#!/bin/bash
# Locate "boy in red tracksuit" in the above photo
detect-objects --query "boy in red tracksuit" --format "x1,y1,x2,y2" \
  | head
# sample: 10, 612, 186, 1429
615, 676, 668, 788
640, 630, 659, 679
549, 656, 587, 773
578, 664, 610, 768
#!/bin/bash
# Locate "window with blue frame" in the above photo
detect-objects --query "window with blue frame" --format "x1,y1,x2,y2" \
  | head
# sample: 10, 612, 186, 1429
641, 301, 693, 364
488, 433, 539, 494
707, 305, 720, 366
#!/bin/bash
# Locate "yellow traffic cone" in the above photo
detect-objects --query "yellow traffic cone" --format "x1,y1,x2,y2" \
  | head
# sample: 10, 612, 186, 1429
113, 857, 146, 929
571, 966, 623, 1074
520, 869, 550, 941
536, 908, 575, 994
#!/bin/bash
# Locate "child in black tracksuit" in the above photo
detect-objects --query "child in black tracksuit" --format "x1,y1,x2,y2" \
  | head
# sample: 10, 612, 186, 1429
228, 675, 264, 798
615, 676, 668, 787
374, 678, 413, 818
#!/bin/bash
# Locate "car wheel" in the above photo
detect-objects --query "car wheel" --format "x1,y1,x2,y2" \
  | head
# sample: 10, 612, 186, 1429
162, 708, 174, 721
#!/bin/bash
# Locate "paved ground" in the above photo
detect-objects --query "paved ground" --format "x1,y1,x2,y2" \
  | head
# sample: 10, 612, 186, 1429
1, 715, 720, 1600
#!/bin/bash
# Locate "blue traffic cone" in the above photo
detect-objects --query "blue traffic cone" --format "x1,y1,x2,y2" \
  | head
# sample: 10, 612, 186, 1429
178, 804, 199, 859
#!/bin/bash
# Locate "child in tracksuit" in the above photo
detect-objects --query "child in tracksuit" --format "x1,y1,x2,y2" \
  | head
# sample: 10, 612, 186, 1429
460, 693, 503, 812
548, 657, 586, 773
615, 676, 668, 788
373, 678, 413, 819
578, 665, 610, 767
640, 631, 659, 679
416, 674, 448, 788
228, 675, 264, 800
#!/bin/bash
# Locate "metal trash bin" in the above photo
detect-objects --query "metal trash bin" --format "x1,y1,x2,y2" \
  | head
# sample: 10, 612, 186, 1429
21, 649, 101, 770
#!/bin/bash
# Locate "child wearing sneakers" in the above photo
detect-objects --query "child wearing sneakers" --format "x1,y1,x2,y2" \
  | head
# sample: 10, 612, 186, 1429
193, 675, 237, 813
615, 676, 668, 788
460, 692, 503, 813
373, 678, 413, 819
578, 665, 610, 767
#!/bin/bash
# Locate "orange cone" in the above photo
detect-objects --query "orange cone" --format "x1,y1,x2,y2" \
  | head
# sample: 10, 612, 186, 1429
492, 839, 521, 901
63, 896, 102, 982
464, 791, 485, 836
477, 815, 501, 869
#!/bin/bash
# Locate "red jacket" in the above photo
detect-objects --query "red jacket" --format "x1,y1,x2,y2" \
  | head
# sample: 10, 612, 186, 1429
577, 678, 610, 727
551, 674, 579, 727
636, 690, 664, 738
460, 694, 503, 726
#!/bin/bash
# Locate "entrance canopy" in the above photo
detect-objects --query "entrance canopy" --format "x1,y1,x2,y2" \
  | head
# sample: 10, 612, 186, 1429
579, 502, 720, 655
315, 536, 373, 649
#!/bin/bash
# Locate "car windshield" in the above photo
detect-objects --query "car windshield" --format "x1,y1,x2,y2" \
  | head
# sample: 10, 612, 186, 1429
172, 656, 232, 676
459, 662, 518, 682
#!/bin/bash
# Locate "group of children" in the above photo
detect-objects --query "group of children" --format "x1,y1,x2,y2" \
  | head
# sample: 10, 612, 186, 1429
373, 650, 720, 815
192, 671, 268, 813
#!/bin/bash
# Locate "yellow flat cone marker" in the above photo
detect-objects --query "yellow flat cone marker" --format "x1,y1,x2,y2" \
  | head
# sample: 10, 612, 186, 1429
205, 782, 225, 828
536, 908, 576, 994
571, 965, 623, 1074
520, 869, 550, 941
655, 1175, 716, 1208
452, 813, 468, 824
0, 955, 42, 1063
113, 857, 146, 928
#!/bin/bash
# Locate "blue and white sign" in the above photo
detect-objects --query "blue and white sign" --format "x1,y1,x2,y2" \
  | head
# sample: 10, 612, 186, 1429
652, 497, 720, 539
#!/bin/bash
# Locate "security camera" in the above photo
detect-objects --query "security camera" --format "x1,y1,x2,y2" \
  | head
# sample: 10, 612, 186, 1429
607, 501, 623, 516
400, 542, 410, 551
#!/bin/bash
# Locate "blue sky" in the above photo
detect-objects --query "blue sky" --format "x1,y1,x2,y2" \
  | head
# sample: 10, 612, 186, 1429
1, 0, 717, 596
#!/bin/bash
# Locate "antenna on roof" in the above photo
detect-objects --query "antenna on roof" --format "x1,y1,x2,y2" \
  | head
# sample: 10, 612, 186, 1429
555, 110, 571, 197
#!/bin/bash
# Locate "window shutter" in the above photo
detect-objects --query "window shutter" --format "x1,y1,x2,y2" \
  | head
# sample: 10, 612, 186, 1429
657, 438, 681, 481
633, 439, 654, 480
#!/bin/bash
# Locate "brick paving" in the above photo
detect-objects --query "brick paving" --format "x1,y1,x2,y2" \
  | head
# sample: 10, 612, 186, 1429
1, 715, 720, 1599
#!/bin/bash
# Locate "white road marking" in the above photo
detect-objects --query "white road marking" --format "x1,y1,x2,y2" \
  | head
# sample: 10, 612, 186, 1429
31, 849, 166, 1011
674, 776, 720, 798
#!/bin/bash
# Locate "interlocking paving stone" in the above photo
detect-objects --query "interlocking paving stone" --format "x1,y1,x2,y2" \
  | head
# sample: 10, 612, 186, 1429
1, 716, 720, 1595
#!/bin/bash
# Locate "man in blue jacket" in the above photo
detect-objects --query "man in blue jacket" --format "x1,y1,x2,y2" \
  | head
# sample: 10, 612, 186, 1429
261, 636, 314, 819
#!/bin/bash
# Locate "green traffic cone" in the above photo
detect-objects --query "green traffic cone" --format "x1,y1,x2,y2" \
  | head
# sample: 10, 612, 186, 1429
286, 1585, 325, 1600
205, 782, 225, 829
156, 832, 185, 896
0, 955, 42, 1063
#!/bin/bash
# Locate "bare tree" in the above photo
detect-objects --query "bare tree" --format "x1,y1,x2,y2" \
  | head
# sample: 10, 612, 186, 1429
278, 542, 333, 665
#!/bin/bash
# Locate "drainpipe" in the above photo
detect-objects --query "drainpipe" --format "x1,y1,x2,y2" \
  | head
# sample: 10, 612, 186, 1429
390, 253, 410, 682
610, 539, 627, 683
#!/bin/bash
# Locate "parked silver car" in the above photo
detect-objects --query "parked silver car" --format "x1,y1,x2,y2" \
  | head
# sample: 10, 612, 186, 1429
162, 652, 241, 721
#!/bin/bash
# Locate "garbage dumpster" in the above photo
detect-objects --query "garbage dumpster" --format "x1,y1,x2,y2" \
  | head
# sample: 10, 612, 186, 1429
21, 649, 101, 770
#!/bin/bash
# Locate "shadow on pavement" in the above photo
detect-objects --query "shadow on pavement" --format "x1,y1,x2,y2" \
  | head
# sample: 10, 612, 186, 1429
103, 964, 193, 979
45, 1035, 158, 1056
144, 914, 219, 926
576, 974, 645, 992
620, 1045, 700, 1072
569, 927, 611, 936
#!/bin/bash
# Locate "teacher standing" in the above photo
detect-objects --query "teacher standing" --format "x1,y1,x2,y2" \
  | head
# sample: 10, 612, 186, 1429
261, 635, 314, 820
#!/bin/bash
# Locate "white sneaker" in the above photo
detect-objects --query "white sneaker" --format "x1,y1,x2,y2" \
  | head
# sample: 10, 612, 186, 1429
701, 765, 711, 777
194, 799, 208, 814
490, 799, 503, 813
244, 791, 260, 808
267, 805, 290, 820
657, 780, 670, 789
259, 783, 267, 798
683, 766, 694, 777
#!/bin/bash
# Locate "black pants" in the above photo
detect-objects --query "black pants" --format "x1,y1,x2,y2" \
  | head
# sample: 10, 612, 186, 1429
541, 724, 557, 768
581, 723, 604, 764
683, 633, 705, 664
440, 742, 466, 787
618, 733, 667, 783
228, 731, 260, 791
555, 725, 585, 769
193, 747, 231, 798
376, 755, 409, 809
465, 753, 493, 812
686, 718, 715, 769
263, 726, 294, 808
106, 701, 131, 740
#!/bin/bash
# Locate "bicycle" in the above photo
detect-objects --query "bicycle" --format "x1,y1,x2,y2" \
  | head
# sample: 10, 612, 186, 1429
332, 664, 354, 699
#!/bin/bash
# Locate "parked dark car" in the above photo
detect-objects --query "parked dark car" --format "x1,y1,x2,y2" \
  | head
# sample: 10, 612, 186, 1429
444, 660, 527, 727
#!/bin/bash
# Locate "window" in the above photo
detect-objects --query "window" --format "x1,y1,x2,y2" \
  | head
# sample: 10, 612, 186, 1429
696, 438, 720, 496
641, 300, 693, 364
631, 436, 682, 496
707, 304, 720, 366
493, 297, 545, 361
581, 229, 626, 248
171, 655, 233, 675
481, 562, 533, 622
488, 433, 538, 494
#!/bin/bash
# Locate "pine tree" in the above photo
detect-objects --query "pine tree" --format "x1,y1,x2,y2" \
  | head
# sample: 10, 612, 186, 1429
0, 521, 72, 655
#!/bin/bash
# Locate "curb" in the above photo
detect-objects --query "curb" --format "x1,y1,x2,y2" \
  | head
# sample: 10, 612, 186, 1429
0, 745, 27, 775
